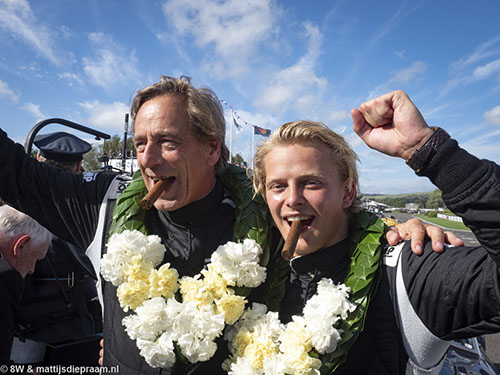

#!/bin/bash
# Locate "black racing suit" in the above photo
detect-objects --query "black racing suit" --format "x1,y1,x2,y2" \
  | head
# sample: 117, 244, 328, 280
0, 129, 243, 374
279, 138, 500, 374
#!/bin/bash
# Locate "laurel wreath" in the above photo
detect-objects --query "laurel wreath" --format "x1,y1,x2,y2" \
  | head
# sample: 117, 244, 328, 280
109, 165, 385, 374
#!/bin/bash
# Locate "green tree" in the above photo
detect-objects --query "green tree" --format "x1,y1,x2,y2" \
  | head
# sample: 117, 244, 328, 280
103, 134, 135, 158
426, 189, 444, 209
82, 134, 136, 172
83, 145, 103, 172
231, 153, 248, 167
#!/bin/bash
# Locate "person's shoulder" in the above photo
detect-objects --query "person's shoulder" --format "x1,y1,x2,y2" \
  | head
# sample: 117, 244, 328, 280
0, 259, 22, 282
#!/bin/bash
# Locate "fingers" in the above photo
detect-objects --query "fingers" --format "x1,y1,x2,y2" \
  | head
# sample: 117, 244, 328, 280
406, 219, 425, 255
385, 217, 461, 256
359, 96, 394, 127
388, 220, 425, 255
424, 225, 445, 253
99, 338, 104, 366
385, 227, 402, 246
444, 231, 465, 247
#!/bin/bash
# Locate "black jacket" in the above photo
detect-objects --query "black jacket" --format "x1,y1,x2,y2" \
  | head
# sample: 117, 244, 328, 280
0, 130, 239, 373
279, 138, 500, 374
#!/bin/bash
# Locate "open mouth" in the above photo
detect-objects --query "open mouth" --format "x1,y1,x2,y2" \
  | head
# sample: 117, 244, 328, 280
285, 215, 314, 229
151, 176, 176, 195
152, 176, 175, 185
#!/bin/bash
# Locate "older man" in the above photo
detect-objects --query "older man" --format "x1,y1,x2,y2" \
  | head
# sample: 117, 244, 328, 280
0, 203, 50, 363
250, 90, 500, 374
0, 77, 451, 373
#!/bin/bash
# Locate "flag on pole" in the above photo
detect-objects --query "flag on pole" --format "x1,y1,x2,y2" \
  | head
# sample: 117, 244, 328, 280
233, 117, 242, 134
253, 125, 271, 137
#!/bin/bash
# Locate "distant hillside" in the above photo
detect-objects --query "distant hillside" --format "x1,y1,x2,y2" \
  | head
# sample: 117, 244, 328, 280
363, 191, 434, 208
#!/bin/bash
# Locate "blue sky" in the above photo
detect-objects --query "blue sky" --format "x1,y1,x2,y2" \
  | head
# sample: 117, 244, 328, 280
1, 0, 499, 194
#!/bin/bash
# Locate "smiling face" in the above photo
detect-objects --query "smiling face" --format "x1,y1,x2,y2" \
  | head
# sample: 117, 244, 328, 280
134, 95, 221, 211
264, 142, 355, 257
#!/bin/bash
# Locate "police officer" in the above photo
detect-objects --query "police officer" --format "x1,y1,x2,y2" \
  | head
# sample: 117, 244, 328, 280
11, 132, 100, 364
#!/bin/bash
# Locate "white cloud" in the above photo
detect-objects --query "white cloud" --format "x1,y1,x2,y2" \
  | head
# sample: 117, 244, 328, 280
161, 0, 280, 78
0, 0, 60, 65
484, 105, 500, 126
254, 22, 327, 113
366, 1, 424, 50
443, 37, 500, 94
450, 36, 500, 72
328, 109, 349, 124
83, 32, 141, 89
58, 72, 84, 86
368, 61, 426, 99
78, 100, 130, 131
469, 58, 500, 82
0, 79, 19, 103
23, 102, 47, 120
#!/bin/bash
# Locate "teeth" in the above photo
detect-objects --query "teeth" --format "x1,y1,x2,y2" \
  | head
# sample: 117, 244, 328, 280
287, 215, 311, 222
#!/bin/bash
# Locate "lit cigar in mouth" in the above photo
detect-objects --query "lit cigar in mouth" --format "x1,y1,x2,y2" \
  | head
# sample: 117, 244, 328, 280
140, 178, 173, 210
281, 220, 302, 261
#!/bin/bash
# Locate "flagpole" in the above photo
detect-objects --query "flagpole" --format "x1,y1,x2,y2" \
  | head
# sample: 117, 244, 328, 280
229, 112, 233, 163
251, 126, 255, 169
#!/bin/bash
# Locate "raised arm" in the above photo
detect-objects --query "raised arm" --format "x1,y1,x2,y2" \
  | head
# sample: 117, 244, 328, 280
352, 90, 500, 258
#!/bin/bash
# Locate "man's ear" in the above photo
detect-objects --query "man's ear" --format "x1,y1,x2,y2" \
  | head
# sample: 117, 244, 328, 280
342, 181, 356, 209
75, 160, 83, 173
13, 235, 30, 257
206, 139, 221, 167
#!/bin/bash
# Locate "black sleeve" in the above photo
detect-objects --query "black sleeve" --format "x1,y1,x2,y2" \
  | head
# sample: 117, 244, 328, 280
419, 138, 500, 263
402, 242, 500, 340
403, 138, 500, 340
0, 129, 117, 249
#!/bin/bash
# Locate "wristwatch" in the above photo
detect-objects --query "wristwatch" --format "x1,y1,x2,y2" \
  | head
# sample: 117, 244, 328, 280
406, 127, 450, 173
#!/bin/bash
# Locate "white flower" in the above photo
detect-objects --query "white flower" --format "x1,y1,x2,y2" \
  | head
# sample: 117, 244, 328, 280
122, 297, 169, 341
101, 230, 165, 286
136, 335, 175, 368
303, 279, 355, 354
177, 334, 218, 363
228, 356, 258, 375
226, 280, 355, 372
106, 234, 267, 367
262, 354, 287, 375
210, 239, 266, 288
164, 299, 225, 362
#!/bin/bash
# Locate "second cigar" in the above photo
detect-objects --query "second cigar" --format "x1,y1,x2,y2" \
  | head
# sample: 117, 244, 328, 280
140, 178, 173, 210
281, 219, 302, 261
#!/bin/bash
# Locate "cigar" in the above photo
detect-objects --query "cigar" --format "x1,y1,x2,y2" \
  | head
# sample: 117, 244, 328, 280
140, 178, 172, 210
281, 220, 302, 260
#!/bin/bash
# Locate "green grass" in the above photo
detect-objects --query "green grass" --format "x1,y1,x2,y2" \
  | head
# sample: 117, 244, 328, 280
415, 214, 470, 231
364, 191, 432, 199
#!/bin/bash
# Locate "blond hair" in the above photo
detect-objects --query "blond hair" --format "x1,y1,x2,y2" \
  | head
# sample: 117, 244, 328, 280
130, 75, 228, 174
253, 120, 363, 212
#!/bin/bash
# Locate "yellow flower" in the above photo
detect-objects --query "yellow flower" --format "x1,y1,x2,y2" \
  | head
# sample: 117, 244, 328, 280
180, 276, 214, 306
215, 293, 246, 325
287, 352, 322, 375
232, 327, 253, 357
149, 263, 179, 299
246, 338, 279, 370
201, 265, 229, 298
124, 255, 153, 283
279, 318, 313, 356
117, 280, 150, 311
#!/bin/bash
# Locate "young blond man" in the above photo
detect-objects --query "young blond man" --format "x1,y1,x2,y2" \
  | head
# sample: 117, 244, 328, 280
253, 90, 500, 374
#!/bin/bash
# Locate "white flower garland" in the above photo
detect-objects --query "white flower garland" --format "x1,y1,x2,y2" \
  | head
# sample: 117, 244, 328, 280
101, 230, 267, 368
223, 279, 356, 375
